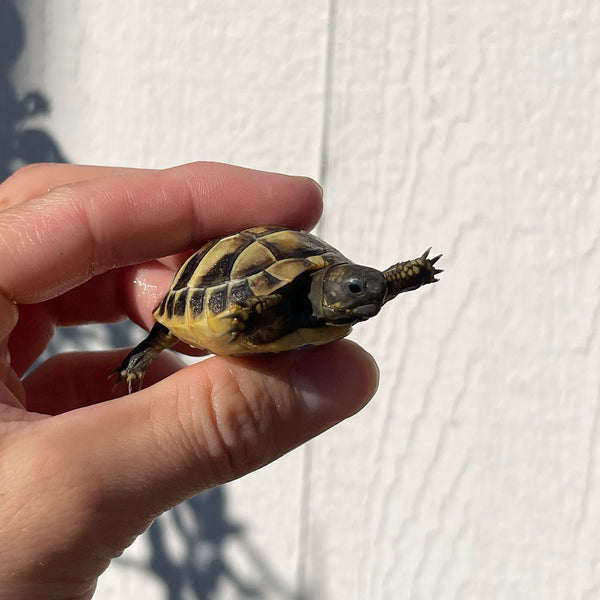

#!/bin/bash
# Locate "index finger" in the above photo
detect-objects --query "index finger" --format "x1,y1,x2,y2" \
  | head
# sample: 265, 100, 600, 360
0, 163, 142, 210
0, 162, 323, 304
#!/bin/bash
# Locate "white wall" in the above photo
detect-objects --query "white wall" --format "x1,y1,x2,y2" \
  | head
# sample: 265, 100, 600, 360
14, 1, 600, 598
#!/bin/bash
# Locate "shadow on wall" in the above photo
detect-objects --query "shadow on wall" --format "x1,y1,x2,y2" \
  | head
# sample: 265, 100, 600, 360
0, 0, 66, 178
4, 2, 306, 598
121, 488, 306, 600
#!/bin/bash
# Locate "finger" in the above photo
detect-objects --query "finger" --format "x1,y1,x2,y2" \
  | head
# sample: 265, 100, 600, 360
23, 349, 186, 415
0, 163, 190, 300
27, 341, 378, 560
9, 261, 200, 376
46, 261, 174, 327
8, 303, 55, 377
0, 162, 323, 304
0, 163, 142, 210
0, 294, 25, 405
0, 360, 25, 408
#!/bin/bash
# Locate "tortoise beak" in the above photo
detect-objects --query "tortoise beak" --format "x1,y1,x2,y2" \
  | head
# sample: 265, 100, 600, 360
351, 303, 381, 321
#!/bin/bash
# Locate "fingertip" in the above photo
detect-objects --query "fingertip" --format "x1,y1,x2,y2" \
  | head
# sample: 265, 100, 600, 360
292, 176, 323, 228
294, 175, 323, 212
290, 340, 380, 425
170, 162, 323, 233
229, 168, 324, 232
303, 176, 323, 199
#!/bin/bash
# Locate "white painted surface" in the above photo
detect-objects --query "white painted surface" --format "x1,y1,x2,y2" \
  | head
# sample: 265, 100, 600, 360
13, 1, 600, 598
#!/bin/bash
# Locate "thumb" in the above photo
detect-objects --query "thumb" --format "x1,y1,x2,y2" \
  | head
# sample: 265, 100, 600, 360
29, 340, 378, 567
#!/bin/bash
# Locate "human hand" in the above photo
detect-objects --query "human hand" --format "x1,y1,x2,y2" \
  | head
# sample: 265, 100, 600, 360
0, 162, 379, 600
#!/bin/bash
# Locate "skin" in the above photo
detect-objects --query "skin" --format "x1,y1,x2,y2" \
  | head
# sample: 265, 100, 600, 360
0, 162, 379, 600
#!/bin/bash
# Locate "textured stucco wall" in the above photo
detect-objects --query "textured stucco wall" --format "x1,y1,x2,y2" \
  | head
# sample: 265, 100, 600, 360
13, 1, 600, 598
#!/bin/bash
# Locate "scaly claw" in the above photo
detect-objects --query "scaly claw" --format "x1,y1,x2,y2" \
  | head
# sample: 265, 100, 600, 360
421, 248, 443, 281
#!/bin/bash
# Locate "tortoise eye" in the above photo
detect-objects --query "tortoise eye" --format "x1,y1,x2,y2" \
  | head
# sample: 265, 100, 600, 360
348, 278, 363, 294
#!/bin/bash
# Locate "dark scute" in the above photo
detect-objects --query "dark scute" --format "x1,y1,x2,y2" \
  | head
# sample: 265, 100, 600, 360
260, 270, 284, 287
248, 270, 286, 295
208, 286, 228, 315
154, 296, 167, 319
259, 233, 329, 261
173, 289, 188, 316
165, 291, 176, 318
234, 263, 263, 278
189, 289, 205, 318
197, 251, 239, 285
321, 250, 348, 265
229, 279, 253, 304
172, 248, 208, 290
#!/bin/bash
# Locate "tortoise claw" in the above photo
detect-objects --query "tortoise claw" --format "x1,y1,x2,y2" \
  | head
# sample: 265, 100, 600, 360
221, 315, 246, 343
422, 247, 442, 265
422, 248, 443, 281
111, 362, 145, 394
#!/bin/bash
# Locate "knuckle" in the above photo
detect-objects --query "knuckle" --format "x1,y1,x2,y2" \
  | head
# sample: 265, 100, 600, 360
8, 162, 47, 181
1, 163, 59, 195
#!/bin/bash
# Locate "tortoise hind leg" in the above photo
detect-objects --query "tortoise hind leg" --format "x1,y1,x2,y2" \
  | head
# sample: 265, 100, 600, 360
113, 322, 178, 394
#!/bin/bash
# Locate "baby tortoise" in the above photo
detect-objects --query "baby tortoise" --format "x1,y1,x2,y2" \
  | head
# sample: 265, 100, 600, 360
114, 226, 442, 393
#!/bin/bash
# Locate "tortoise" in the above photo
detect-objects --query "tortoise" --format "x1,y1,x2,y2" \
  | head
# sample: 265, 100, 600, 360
114, 225, 442, 393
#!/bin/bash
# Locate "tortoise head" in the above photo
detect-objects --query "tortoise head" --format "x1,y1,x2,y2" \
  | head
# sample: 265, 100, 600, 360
309, 264, 388, 324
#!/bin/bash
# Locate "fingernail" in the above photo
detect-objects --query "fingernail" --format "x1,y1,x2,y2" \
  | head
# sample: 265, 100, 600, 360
292, 342, 379, 422
298, 176, 323, 198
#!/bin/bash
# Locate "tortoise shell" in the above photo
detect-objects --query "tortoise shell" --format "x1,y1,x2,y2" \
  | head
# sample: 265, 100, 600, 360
114, 225, 441, 392
153, 226, 354, 355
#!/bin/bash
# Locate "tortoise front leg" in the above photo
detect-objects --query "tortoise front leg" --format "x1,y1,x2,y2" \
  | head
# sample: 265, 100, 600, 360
220, 294, 285, 344
383, 248, 443, 303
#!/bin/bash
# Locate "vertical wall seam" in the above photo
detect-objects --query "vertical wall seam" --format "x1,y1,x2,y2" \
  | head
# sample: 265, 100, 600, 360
296, 1, 337, 597
316, 0, 337, 209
